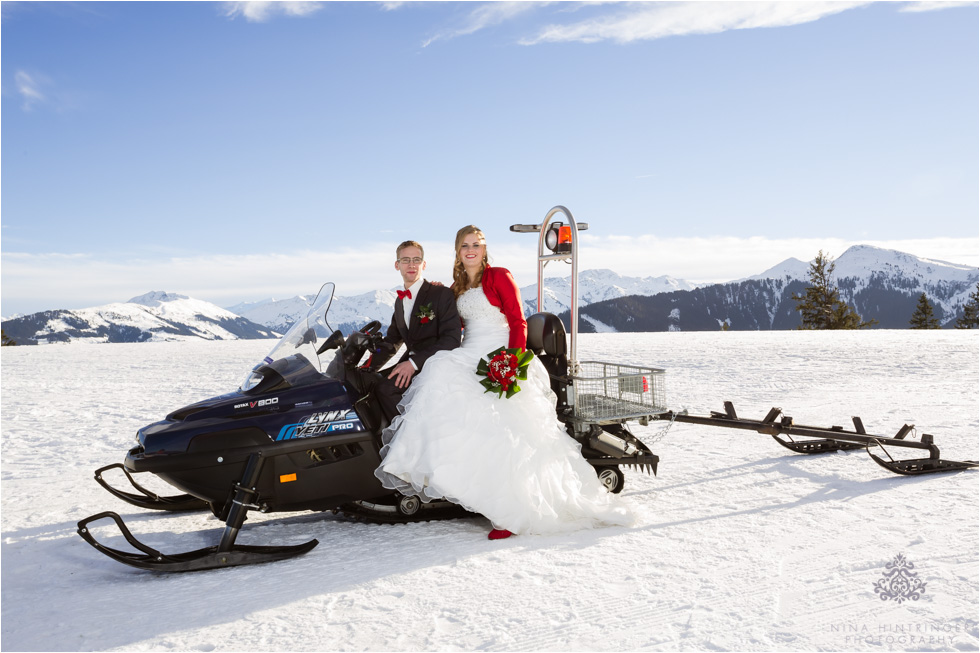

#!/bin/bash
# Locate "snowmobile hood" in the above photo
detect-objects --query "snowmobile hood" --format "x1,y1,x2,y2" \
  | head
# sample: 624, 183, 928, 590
167, 392, 243, 422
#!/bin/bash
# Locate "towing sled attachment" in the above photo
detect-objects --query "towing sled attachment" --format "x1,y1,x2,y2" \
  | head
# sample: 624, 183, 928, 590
661, 402, 978, 476
512, 208, 976, 480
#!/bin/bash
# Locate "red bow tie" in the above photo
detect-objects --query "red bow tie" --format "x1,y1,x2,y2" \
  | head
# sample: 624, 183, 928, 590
397, 289, 412, 300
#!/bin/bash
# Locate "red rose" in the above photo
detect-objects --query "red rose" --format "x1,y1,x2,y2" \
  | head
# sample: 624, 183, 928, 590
488, 353, 517, 386
476, 347, 536, 399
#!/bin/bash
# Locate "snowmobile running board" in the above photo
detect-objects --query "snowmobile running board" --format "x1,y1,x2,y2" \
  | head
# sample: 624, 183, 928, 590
659, 402, 978, 476
335, 499, 471, 524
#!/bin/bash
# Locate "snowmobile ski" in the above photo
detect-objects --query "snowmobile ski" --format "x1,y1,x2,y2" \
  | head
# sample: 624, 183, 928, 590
867, 435, 979, 475
78, 452, 320, 571
76, 511, 318, 572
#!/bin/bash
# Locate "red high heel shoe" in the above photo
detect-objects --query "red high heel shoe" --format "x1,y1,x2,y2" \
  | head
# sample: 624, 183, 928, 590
488, 529, 513, 540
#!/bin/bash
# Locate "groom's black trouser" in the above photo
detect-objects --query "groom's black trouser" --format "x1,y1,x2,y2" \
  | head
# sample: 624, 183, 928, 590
375, 376, 409, 424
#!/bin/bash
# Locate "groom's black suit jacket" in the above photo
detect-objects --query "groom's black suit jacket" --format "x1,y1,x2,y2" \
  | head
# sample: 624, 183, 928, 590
377, 280, 462, 371
372, 280, 461, 421
384, 281, 462, 370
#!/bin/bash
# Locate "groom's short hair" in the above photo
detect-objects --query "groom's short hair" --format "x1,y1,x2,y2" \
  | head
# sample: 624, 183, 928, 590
396, 240, 424, 260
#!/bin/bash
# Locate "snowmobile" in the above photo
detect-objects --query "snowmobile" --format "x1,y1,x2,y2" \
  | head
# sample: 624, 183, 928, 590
76, 264, 659, 571
78, 206, 977, 573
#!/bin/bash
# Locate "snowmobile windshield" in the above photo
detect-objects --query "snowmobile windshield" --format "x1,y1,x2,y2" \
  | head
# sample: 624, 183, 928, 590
240, 282, 338, 391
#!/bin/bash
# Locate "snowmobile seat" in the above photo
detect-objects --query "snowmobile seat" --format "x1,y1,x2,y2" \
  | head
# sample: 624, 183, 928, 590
526, 312, 569, 408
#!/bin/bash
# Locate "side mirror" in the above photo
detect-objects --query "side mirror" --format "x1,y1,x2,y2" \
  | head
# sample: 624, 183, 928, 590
296, 327, 317, 348
317, 330, 345, 355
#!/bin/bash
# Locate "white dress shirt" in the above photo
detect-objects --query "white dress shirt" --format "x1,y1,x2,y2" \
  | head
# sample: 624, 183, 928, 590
401, 278, 425, 370
400, 278, 424, 322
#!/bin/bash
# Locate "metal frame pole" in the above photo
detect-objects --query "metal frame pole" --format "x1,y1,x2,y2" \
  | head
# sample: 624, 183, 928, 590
535, 205, 580, 367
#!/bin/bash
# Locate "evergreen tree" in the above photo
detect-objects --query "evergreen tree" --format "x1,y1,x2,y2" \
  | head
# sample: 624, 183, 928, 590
1, 328, 15, 346
792, 250, 877, 330
955, 283, 979, 329
909, 292, 941, 329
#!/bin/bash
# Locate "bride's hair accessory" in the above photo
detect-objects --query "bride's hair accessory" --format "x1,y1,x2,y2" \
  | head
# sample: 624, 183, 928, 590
477, 347, 534, 399
416, 303, 435, 324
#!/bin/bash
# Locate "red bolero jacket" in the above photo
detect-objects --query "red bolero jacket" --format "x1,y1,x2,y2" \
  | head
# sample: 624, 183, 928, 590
481, 265, 527, 350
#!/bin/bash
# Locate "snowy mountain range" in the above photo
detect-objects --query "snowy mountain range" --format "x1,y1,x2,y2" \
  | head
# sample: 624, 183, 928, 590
576, 245, 979, 332
1, 291, 277, 345
3, 246, 976, 344
231, 249, 977, 336
226, 270, 695, 337
228, 289, 399, 336
519, 269, 695, 317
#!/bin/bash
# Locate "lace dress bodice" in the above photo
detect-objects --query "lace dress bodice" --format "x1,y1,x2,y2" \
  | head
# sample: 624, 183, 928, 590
457, 287, 509, 353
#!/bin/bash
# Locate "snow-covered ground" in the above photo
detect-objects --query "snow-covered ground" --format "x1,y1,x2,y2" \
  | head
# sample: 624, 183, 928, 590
2, 331, 977, 652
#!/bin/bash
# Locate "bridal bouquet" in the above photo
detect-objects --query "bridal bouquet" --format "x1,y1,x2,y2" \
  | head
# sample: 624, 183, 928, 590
476, 347, 535, 399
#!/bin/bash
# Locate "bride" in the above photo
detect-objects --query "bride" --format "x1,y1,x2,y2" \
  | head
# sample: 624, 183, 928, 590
374, 225, 634, 540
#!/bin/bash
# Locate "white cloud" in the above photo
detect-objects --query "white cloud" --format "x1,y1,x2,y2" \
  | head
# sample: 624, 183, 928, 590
4, 236, 976, 318
899, 1, 976, 12
520, 1, 871, 45
222, 1, 323, 23
1, 243, 457, 317
15, 71, 46, 111
423, 1, 547, 47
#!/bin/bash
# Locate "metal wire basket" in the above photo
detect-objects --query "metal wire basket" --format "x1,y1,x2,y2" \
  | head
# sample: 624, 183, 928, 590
571, 361, 667, 422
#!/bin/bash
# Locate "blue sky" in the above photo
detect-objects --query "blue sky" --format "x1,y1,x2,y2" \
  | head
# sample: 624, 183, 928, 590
2, 1, 978, 317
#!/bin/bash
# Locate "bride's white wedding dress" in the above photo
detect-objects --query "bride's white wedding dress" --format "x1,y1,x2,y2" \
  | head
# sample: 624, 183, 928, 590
374, 286, 633, 535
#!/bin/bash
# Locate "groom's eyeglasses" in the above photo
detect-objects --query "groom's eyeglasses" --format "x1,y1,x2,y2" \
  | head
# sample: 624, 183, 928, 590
398, 257, 423, 265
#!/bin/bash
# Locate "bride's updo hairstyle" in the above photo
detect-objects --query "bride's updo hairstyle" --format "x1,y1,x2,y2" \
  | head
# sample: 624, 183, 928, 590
452, 225, 489, 300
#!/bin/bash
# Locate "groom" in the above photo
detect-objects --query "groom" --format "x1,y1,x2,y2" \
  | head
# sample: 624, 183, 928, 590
371, 240, 462, 422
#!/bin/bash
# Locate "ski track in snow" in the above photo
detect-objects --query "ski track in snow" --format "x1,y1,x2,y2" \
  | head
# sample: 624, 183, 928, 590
2, 332, 977, 652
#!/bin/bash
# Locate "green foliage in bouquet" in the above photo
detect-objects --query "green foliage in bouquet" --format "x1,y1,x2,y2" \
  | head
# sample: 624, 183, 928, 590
476, 347, 535, 399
